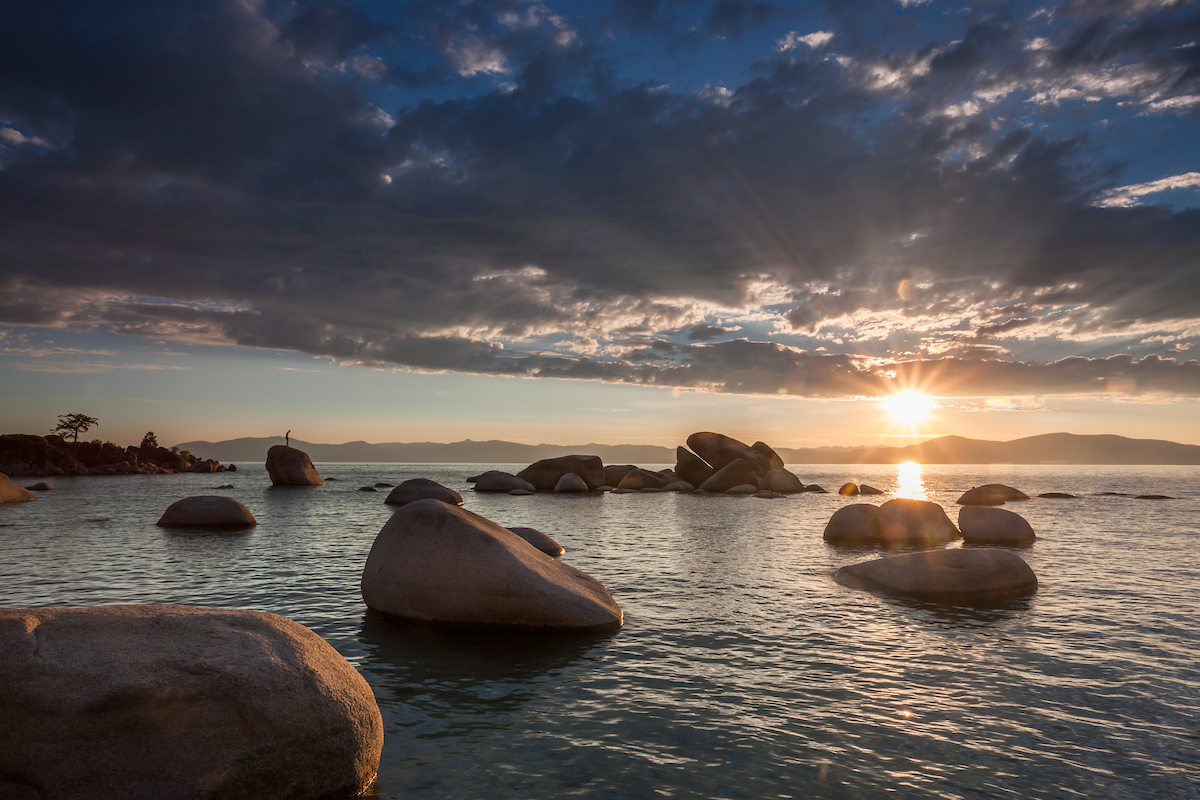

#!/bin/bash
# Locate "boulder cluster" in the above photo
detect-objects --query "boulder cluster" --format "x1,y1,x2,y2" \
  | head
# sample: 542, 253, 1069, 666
0, 434, 228, 477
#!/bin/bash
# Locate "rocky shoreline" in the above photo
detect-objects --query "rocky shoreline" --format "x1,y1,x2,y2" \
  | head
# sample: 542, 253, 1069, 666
0, 434, 231, 477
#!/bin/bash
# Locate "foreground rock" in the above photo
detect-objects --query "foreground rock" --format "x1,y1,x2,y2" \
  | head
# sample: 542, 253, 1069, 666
507, 526, 565, 556
834, 548, 1038, 604
877, 499, 960, 545
823, 504, 882, 545
265, 445, 325, 486
361, 500, 622, 630
758, 468, 805, 494
472, 471, 536, 493
517, 455, 604, 491
698, 459, 760, 493
0, 472, 36, 504
0, 605, 383, 800
686, 432, 771, 475
157, 496, 257, 529
384, 478, 463, 507
957, 484, 1029, 506
958, 506, 1036, 546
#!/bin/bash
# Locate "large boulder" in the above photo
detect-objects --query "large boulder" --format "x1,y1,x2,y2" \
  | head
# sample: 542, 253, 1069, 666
0, 605, 382, 800
616, 468, 670, 490
686, 432, 771, 475
758, 468, 805, 494
603, 465, 637, 487
823, 504, 882, 544
360, 500, 622, 630
0, 472, 36, 504
553, 473, 589, 493
751, 442, 786, 471
838, 482, 860, 497
698, 459, 760, 493
507, 526, 565, 556
959, 506, 1036, 546
384, 478, 463, 507
957, 484, 1029, 506
877, 498, 960, 545
517, 455, 604, 491
674, 447, 715, 488
472, 471, 536, 493
265, 445, 324, 486
834, 548, 1038, 604
156, 496, 257, 529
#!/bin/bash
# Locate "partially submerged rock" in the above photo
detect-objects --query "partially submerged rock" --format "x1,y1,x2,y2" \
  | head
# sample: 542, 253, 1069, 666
0, 604, 383, 800
823, 504, 882, 544
725, 484, 758, 495
507, 526, 565, 556
1136, 494, 1172, 500
858, 484, 884, 495
473, 471, 536, 493
662, 480, 695, 493
839, 482, 860, 497
674, 446, 715, 488
25, 482, 53, 491
361, 500, 621, 630
686, 432, 771, 475
834, 548, 1038, 604
758, 468, 805, 494
384, 478, 463, 507
603, 464, 637, 487
156, 496, 257, 529
957, 484, 1029, 506
0, 473, 36, 504
553, 473, 589, 493
877, 498, 960, 545
698, 459, 760, 493
1037, 492, 1076, 499
959, 506, 1036, 547
265, 445, 325, 486
517, 455, 604, 491
617, 468, 669, 490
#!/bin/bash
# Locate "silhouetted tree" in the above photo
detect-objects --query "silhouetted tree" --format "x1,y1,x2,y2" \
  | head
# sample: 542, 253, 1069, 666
141, 431, 158, 448
52, 413, 99, 443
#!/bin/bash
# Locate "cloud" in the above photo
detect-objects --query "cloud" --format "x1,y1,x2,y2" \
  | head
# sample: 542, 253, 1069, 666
1094, 172, 1200, 208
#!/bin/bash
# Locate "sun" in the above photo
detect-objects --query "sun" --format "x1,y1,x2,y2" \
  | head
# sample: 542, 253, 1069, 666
882, 390, 935, 426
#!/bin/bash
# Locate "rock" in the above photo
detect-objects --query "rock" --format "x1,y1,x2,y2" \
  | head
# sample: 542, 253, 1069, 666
508, 488, 535, 496
758, 468, 805, 494
674, 447, 715, 488
507, 527, 565, 556
553, 473, 589, 493
1136, 494, 1172, 500
226, 464, 237, 472
265, 445, 325, 486
358, 487, 377, 492
877, 498, 960, 545
1097, 491, 1129, 496
698, 459, 760, 493
610, 487, 637, 494
517, 455, 604, 491
806, 484, 829, 493
834, 548, 1038, 604
686, 432, 771, 475
0, 605, 383, 800
957, 484, 1029, 506
0, 473, 36, 504
725, 484, 759, 495
213, 484, 234, 489
473, 471, 536, 493
374, 482, 394, 488
603, 465, 637, 487
751, 442, 786, 471
1037, 492, 1076, 498
859, 484, 884, 495
839, 482, 860, 496
25, 482, 53, 491
466, 474, 481, 483
662, 481, 695, 493
360, 499, 622, 630
156, 496, 257, 529
617, 468, 669, 490
958, 506, 1036, 547
384, 478, 463, 507
823, 504, 881, 544
596, 485, 613, 492
324, 477, 338, 481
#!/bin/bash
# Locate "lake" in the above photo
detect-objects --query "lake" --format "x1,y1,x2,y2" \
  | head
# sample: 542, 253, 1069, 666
2, 462, 1198, 799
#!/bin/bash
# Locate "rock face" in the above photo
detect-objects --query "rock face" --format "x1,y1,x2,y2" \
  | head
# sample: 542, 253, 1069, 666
553, 473, 589, 493
617, 468, 669, 490
751, 442, 786, 471
265, 445, 325, 486
674, 447, 715, 488
858, 485, 884, 496
698, 459, 760, 493
959, 506, 1036, 546
823, 504, 882, 544
834, 548, 1038, 604
0, 605, 383, 800
758, 469, 805, 494
472, 471, 536, 493
0, 473, 36, 504
517, 455, 604, 491
156, 496, 257, 529
686, 432, 771, 475
877, 499, 960, 545
508, 527, 565, 556
838, 482, 860, 497
957, 484, 1029, 506
603, 465, 636, 487
361, 500, 622, 630
384, 478, 463, 507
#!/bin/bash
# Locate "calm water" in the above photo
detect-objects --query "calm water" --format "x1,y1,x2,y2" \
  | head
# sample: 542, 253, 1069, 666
2, 463, 1199, 799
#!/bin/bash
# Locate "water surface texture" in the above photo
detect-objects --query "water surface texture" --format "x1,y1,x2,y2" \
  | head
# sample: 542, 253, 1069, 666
2, 463, 1198, 799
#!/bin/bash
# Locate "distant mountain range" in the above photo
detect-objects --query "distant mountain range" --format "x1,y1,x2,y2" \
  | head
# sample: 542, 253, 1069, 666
175, 432, 1200, 465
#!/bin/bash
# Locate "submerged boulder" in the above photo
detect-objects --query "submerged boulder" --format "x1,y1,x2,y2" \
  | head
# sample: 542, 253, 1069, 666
0, 473, 36, 504
859, 484, 884, 496
472, 471, 536, 493
823, 504, 882, 544
0, 604, 383, 800
553, 473, 589, 493
507, 526, 565, 556
959, 506, 1036, 547
360, 499, 622, 630
686, 432, 771, 475
265, 445, 324, 486
957, 484, 1029, 506
674, 447, 715, 488
877, 498, 960, 545
758, 468, 805, 494
725, 484, 758, 495
698, 459, 760, 493
26, 482, 53, 491
838, 483, 860, 497
384, 478, 463, 507
662, 481, 695, 493
517, 455, 604, 491
156, 496, 257, 529
834, 548, 1038, 604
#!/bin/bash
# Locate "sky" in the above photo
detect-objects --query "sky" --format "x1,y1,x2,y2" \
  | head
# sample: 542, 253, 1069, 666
1, 0, 1199, 449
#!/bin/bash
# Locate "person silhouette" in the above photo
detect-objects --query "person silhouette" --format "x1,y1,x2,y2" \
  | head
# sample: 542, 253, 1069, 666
285, 429, 291, 447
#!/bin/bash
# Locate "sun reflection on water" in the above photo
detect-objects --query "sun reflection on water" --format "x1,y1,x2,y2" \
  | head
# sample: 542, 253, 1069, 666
895, 461, 928, 500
